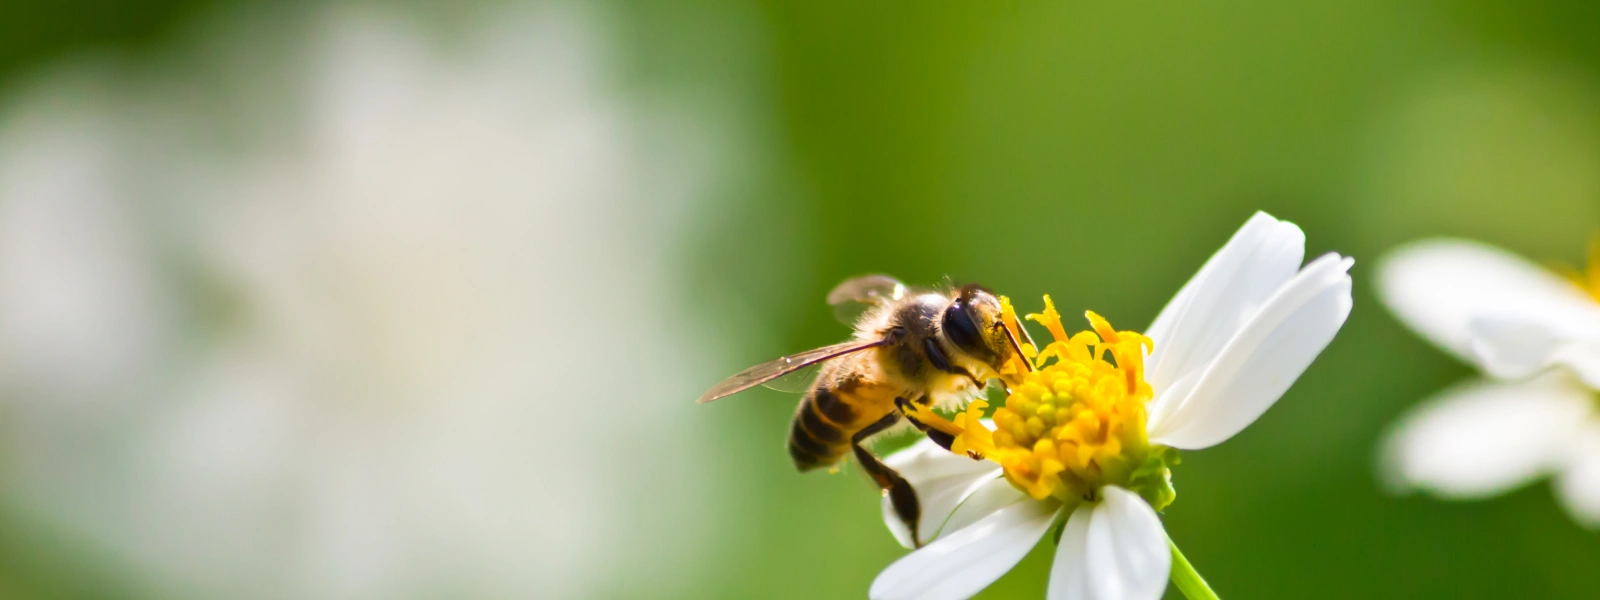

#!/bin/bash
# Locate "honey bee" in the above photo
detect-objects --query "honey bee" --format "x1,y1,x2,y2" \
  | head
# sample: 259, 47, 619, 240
697, 275, 1031, 546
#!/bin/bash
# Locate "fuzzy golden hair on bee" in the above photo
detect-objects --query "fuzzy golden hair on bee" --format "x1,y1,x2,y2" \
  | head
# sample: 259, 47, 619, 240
695, 274, 1034, 547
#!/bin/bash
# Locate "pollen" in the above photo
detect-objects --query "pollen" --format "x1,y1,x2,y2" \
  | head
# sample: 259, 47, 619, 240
954, 296, 1174, 509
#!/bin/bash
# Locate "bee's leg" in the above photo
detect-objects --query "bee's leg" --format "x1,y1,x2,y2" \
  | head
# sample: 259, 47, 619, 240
854, 411, 922, 547
895, 396, 956, 452
896, 397, 982, 460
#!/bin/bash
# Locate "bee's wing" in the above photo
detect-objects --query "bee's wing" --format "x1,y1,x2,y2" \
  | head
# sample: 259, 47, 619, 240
827, 274, 908, 306
827, 274, 908, 326
761, 362, 825, 394
696, 338, 889, 404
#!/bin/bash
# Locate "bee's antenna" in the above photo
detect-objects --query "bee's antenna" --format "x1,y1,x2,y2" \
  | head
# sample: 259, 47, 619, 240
1015, 314, 1038, 351
998, 319, 1035, 372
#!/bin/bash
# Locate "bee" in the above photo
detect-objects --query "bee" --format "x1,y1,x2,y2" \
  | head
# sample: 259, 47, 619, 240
697, 275, 1031, 547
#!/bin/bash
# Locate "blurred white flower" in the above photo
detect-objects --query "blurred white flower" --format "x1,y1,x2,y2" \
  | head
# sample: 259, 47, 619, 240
1378, 239, 1600, 527
873, 212, 1354, 600
0, 3, 734, 599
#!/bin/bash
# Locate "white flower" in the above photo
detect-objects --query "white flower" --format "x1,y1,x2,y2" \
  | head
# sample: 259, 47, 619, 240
1377, 239, 1600, 527
872, 212, 1354, 600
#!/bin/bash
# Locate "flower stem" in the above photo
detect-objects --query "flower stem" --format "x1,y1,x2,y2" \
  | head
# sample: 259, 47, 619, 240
1167, 534, 1219, 600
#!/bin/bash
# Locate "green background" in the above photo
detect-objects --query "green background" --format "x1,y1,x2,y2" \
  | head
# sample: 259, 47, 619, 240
5, 1, 1600, 598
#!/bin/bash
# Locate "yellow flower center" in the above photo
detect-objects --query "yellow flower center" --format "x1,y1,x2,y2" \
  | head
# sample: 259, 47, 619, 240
948, 296, 1177, 509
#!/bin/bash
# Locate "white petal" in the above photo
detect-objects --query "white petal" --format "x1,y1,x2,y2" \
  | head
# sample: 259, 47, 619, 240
1048, 489, 1174, 600
1554, 427, 1600, 529
1146, 212, 1306, 394
880, 439, 1004, 548
1085, 487, 1171, 600
1149, 253, 1354, 449
1376, 239, 1600, 365
883, 428, 998, 483
870, 499, 1061, 600
1047, 503, 1094, 600
1380, 375, 1592, 498
937, 476, 1030, 540
1144, 368, 1200, 443
1468, 315, 1600, 390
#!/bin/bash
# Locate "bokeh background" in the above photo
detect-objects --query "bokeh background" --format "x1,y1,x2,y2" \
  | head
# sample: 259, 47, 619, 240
1, 1, 1599, 598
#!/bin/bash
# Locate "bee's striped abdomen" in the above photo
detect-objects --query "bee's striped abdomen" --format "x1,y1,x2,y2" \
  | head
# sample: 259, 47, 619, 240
787, 388, 853, 471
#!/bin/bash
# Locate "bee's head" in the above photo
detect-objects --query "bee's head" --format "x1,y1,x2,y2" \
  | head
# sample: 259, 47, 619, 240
941, 284, 1014, 372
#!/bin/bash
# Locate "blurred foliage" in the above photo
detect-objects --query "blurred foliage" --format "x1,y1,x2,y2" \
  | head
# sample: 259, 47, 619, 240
0, 0, 216, 85
0, 509, 146, 600
2, 0, 1600, 598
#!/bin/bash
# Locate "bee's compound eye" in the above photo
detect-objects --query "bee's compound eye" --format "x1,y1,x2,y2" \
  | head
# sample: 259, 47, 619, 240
941, 299, 985, 358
